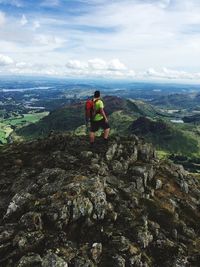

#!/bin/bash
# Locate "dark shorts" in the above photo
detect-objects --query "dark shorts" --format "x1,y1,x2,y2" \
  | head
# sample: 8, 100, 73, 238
90, 119, 110, 132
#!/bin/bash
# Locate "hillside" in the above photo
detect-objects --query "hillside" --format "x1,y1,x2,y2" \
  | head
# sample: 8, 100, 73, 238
13, 97, 200, 164
129, 117, 199, 156
16, 103, 85, 139
15, 96, 166, 140
150, 93, 200, 109
183, 114, 200, 124
0, 134, 200, 266
0, 112, 49, 145
126, 99, 166, 118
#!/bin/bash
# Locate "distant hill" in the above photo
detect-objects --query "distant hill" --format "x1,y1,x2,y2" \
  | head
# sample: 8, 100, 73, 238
13, 96, 200, 158
16, 102, 85, 139
127, 99, 166, 117
150, 93, 200, 109
183, 114, 200, 124
129, 117, 199, 155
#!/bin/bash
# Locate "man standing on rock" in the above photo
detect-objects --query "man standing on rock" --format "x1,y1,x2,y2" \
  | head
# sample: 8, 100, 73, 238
85, 90, 110, 146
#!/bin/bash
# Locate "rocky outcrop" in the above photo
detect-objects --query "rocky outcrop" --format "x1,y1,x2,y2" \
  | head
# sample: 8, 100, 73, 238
0, 134, 200, 266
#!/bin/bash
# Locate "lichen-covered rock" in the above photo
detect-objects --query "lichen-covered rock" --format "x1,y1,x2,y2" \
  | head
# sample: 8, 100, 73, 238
4, 192, 33, 220
88, 191, 107, 220
155, 179, 163, 190
111, 160, 124, 175
17, 253, 42, 267
0, 228, 15, 243
80, 151, 93, 159
129, 254, 143, 267
138, 144, 156, 162
73, 257, 95, 267
42, 251, 68, 267
19, 212, 43, 231
13, 231, 44, 252
106, 143, 118, 161
72, 197, 93, 221
112, 255, 126, 267
0, 134, 200, 267
137, 228, 153, 248
90, 243, 102, 263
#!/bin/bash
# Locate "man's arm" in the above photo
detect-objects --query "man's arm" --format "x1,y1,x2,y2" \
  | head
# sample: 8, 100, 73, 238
99, 108, 108, 122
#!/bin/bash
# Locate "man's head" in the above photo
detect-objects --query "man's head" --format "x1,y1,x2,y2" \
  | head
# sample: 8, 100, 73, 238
94, 90, 100, 98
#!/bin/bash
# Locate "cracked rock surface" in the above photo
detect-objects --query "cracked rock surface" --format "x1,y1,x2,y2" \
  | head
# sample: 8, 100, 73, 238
0, 134, 200, 266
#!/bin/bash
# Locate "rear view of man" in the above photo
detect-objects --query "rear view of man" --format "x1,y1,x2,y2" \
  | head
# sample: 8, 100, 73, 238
85, 90, 110, 145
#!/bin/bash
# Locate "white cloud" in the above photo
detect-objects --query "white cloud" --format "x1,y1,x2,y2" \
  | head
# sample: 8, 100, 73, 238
15, 62, 32, 68
108, 58, 127, 71
3, 59, 200, 80
66, 60, 87, 69
33, 21, 40, 30
86, 58, 126, 71
66, 58, 127, 72
0, 11, 5, 26
88, 58, 107, 70
64, 0, 200, 71
34, 34, 66, 48
0, 54, 14, 66
1, 0, 200, 81
65, 58, 133, 78
20, 14, 28, 26
145, 67, 200, 80
9, 62, 66, 76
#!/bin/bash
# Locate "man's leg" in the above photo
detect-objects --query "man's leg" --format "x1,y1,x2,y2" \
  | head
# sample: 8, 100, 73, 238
89, 131, 95, 144
103, 127, 110, 140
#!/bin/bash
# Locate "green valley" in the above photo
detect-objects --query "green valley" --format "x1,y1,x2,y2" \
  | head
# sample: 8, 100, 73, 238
1, 78, 200, 173
0, 112, 49, 144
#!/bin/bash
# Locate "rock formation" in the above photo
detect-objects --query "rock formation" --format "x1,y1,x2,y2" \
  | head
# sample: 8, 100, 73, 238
0, 134, 200, 266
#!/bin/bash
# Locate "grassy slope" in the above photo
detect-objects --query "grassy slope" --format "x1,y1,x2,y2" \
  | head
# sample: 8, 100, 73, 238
0, 123, 13, 144
11, 97, 200, 159
109, 110, 135, 135
5, 112, 49, 126
16, 98, 158, 140
129, 117, 200, 157
127, 99, 167, 118
0, 112, 49, 144
150, 93, 200, 109
17, 104, 85, 139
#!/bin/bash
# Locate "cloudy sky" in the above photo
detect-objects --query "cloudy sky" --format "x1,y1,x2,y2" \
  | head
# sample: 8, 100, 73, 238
0, 0, 200, 81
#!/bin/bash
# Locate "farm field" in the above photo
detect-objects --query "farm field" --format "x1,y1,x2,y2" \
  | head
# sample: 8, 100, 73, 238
0, 112, 49, 144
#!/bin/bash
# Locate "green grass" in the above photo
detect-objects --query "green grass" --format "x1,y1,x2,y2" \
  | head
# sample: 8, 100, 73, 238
109, 110, 135, 135
156, 150, 169, 159
16, 106, 85, 140
173, 123, 200, 157
0, 122, 13, 144
0, 112, 49, 144
144, 129, 199, 156
129, 117, 200, 157
4, 112, 49, 127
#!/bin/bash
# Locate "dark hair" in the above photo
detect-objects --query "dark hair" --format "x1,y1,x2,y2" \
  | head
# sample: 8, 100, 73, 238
94, 90, 100, 98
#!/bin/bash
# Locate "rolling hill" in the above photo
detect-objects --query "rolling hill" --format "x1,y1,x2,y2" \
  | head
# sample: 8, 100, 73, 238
16, 96, 165, 140
150, 93, 200, 109
13, 96, 200, 164
129, 117, 199, 156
